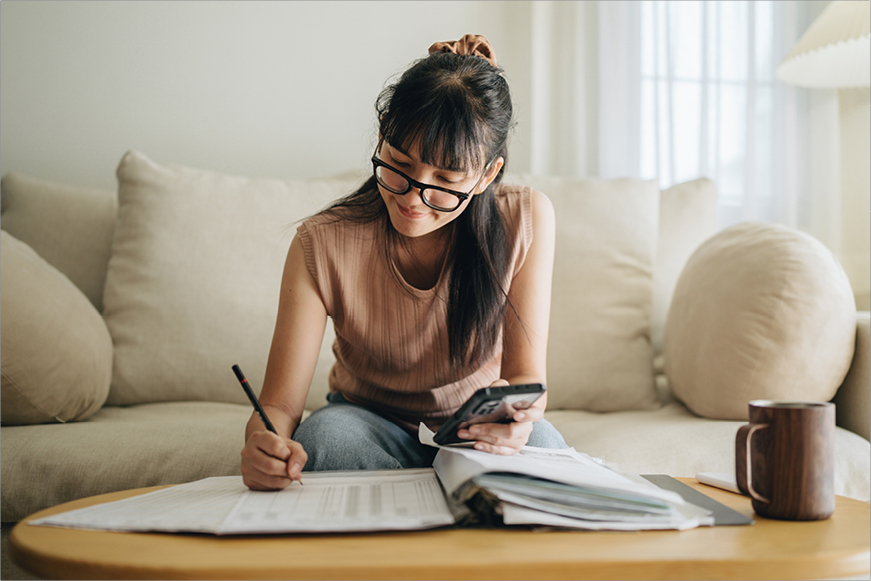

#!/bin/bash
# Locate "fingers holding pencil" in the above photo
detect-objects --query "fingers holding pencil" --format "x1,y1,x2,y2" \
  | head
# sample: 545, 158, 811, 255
284, 439, 307, 483
262, 432, 307, 484
234, 364, 306, 490
241, 431, 307, 490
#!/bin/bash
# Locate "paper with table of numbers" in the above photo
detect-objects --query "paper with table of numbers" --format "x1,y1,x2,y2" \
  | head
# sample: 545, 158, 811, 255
29, 469, 455, 534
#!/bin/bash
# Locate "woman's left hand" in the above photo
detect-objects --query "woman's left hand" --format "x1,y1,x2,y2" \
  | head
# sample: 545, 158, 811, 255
455, 379, 544, 455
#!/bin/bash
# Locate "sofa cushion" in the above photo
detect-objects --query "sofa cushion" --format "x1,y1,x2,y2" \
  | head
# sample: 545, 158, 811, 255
103, 151, 358, 407
651, 178, 718, 353
546, 403, 870, 503
504, 175, 661, 411
0, 231, 113, 425
0, 402, 251, 522
0, 173, 117, 312
664, 222, 856, 420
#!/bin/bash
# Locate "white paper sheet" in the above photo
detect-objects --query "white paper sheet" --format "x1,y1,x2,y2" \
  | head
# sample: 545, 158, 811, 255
223, 469, 454, 533
29, 476, 248, 533
30, 470, 455, 535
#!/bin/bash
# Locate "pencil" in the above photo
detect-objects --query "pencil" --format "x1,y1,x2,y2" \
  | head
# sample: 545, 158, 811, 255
232, 364, 278, 434
232, 364, 302, 485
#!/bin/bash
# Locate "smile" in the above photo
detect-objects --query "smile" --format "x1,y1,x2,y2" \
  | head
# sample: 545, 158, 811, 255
396, 202, 428, 219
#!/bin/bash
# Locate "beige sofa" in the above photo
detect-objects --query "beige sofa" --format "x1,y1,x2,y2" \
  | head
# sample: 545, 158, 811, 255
2, 151, 869, 575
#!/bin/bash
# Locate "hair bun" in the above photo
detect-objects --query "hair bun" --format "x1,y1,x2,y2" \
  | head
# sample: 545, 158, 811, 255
428, 34, 498, 68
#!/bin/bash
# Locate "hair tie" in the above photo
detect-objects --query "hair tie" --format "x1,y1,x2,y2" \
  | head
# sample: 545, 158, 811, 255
428, 34, 498, 69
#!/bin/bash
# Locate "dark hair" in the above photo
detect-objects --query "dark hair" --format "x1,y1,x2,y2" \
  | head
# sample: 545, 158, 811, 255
326, 51, 515, 369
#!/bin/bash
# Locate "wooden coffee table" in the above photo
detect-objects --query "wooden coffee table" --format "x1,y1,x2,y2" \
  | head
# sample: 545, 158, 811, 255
10, 478, 870, 580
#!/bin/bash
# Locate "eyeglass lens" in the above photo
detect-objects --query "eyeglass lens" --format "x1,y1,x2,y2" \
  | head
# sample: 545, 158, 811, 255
374, 165, 461, 211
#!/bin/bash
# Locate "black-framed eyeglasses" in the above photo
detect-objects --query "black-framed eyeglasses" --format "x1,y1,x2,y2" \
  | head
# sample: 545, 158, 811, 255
371, 141, 493, 212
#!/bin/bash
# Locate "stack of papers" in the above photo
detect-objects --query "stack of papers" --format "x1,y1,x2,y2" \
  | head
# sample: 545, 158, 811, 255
31, 427, 712, 535
420, 424, 712, 531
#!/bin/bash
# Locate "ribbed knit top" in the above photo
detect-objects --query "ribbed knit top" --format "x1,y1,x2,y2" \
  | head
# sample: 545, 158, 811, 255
297, 184, 534, 432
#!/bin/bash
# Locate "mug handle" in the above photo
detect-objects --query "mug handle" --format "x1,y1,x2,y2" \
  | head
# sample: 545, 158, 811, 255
736, 423, 771, 504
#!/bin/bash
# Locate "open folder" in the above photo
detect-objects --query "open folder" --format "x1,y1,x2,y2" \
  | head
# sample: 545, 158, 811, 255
31, 427, 716, 535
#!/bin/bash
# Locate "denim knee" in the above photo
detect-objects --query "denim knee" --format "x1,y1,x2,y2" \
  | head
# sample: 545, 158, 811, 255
293, 397, 567, 471
526, 418, 570, 449
293, 404, 405, 471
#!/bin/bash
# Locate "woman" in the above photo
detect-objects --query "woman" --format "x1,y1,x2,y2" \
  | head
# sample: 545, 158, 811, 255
241, 34, 567, 491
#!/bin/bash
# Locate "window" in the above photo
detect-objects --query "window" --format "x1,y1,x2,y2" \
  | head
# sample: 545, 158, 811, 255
637, 1, 814, 229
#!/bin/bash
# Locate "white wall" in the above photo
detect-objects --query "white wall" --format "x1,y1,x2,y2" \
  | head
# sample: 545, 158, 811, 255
2, 1, 866, 307
1, 0, 561, 190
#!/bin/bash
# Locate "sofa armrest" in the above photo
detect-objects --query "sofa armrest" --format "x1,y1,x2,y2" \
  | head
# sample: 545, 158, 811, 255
833, 312, 870, 441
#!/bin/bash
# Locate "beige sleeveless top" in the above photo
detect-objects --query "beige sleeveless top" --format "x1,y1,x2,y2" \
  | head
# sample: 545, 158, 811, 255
298, 184, 534, 432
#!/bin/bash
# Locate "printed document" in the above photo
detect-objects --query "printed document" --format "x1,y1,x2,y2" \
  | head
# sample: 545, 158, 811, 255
30, 469, 454, 535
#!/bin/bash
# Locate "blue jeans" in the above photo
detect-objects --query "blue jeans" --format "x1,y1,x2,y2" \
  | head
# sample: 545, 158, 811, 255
294, 392, 569, 471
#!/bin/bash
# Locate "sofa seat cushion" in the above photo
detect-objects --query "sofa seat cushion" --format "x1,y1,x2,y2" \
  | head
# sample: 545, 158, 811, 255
0, 402, 251, 522
546, 403, 871, 503
0, 231, 113, 425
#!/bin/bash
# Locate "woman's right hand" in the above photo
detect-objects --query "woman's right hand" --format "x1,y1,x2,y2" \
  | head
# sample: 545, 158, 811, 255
240, 430, 308, 491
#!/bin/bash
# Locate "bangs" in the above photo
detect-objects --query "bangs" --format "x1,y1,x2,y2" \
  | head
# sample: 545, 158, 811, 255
379, 83, 490, 173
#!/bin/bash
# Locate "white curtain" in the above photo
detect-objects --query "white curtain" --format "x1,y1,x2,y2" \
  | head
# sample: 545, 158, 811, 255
596, 0, 841, 251
518, 1, 597, 179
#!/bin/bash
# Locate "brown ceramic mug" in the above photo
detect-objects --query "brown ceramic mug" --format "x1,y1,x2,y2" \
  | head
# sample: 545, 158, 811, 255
735, 400, 835, 521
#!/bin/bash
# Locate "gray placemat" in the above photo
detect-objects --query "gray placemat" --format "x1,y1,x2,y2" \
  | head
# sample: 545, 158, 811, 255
641, 474, 754, 526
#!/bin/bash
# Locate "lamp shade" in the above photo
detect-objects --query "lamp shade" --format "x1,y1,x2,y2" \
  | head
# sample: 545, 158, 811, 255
777, 1, 870, 88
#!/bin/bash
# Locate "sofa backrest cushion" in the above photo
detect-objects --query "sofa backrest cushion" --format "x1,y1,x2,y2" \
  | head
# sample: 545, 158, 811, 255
0, 173, 117, 312
664, 221, 857, 420
504, 175, 661, 411
0, 230, 113, 424
103, 151, 358, 406
651, 178, 718, 353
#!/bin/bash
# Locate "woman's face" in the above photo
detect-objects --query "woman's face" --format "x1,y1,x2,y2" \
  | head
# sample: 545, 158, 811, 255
375, 140, 503, 241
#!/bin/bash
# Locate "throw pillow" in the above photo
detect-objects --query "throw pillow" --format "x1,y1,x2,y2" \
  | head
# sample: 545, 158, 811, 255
504, 175, 661, 411
664, 221, 856, 420
0, 230, 113, 424
103, 151, 361, 406
0, 173, 117, 312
